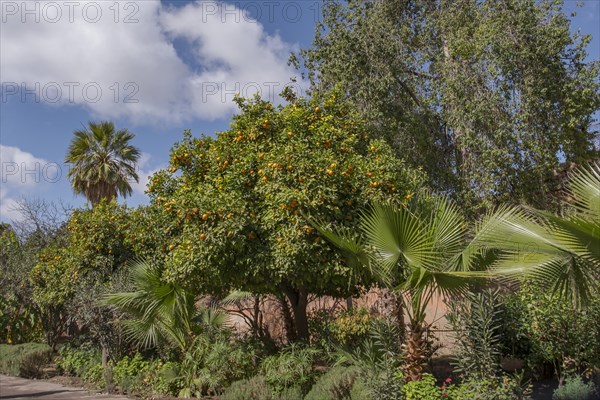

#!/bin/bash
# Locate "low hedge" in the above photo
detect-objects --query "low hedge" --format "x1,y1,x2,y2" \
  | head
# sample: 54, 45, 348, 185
0, 343, 52, 378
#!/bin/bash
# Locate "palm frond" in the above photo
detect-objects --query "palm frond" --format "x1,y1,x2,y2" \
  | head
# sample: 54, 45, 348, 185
220, 290, 255, 306
567, 162, 600, 221
103, 259, 199, 351
361, 203, 435, 272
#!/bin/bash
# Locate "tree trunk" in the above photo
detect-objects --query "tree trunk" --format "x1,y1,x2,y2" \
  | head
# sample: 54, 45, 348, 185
281, 284, 310, 343
394, 292, 406, 344
278, 296, 296, 343
403, 319, 427, 382
101, 345, 109, 369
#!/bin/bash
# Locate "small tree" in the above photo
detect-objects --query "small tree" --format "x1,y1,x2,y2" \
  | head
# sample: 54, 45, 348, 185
147, 90, 425, 341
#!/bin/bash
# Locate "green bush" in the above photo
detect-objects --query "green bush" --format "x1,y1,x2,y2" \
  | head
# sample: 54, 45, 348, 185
261, 344, 319, 395
178, 334, 258, 397
0, 343, 51, 377
403, 373, 441, 400
221, 375, 304, 400
508, 283, 600, 378
330, 308, 378, 348
305, 365, 362, 400
142, 360, 182, 397
221, 376, 274, 400
329, 319, 404, 400
0, 296, 43, 344
446, 289, 503, 380
56, 345, 101, 377
82, 363, 104, 387
445, 375, 530, 400
552, 376, 598, 400
112, 353, 150, 395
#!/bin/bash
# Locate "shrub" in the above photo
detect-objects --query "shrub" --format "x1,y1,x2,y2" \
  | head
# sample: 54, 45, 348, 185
112, 353, 150, 395
221, 375, 304, 400
308, 309, 336, 355
19, 348, 53, 379
403, 373, 441, 400
552, 376, 598, 400
305, 365, 362, 400
142, 360, 182, 397
330, 318, 404, 400
330, 308, 378, 348
178, 334, 258, 397
262, 344, 319, 395
82, 363, 104, 387
512, 283, 600, 378
360, 361, 404, 400
446, 289, 503, 380
446, 375, 531, 400
221, 376, 274, 400
0, 343, 52, 377
56, 345, 100, 377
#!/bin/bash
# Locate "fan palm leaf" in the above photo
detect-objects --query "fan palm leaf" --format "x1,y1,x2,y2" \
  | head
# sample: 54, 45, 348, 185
103, 260, 197, 352
475, 162, 600, 306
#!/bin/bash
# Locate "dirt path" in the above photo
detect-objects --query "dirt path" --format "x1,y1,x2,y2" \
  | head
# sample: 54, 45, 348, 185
0, 375, 129, 399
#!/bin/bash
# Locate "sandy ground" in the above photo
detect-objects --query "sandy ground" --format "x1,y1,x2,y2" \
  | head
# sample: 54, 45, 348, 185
0, 375, 129, 399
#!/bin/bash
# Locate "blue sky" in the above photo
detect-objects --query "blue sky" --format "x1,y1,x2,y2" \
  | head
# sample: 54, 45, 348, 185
1, 0, 599, 223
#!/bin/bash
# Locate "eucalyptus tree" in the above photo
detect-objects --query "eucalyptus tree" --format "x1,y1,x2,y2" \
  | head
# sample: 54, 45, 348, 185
298, 0, 600, 213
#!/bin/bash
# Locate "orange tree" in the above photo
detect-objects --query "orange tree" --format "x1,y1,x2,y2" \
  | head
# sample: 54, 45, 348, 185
30, 201, 135, 348
147, 90, 426, 341
29, 201, 170, 353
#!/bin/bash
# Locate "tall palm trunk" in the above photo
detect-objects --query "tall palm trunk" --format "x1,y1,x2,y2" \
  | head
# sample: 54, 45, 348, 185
402, 289, 434, 381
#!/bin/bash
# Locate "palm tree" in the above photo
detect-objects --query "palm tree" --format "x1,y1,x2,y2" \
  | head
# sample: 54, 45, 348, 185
314, 196, 491, 381
474, 162, 600, 306
103, 260, 228, 353
65, 121, 140, 206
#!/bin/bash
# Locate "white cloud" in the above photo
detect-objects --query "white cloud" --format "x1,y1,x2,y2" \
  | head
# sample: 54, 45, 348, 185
130, 152, 165, 196
0, 144, 59, 189
0, 144, 63, 222
0, 0, 304, 124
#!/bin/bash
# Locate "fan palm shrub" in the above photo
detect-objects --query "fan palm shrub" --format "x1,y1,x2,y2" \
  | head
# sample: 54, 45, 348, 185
103, 260, 227, 353
314, 196, 491, 381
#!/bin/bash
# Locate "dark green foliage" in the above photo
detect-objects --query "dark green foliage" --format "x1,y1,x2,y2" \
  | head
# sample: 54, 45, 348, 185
112, 353, 150, 393
553, 376, 598, 400
446, 289, 503, 379
0, 343, 52, 377
332, 319, 404, 400
403, 373, 441, 399
0, 296, 43, 344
